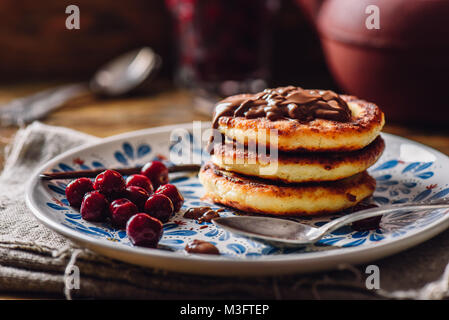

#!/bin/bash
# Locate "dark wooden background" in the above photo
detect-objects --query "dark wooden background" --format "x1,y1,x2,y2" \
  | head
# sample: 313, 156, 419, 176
0, 0, 335, 89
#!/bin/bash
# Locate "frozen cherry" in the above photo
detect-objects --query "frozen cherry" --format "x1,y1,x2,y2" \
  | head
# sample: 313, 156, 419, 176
109, 198, 138, 229
80, 191, 109, 222
122, 186, 150, 211
93, 170, 125, 197
144, 194, 174, 223
126, 213, 163, 248
125, 174, 154, 194
155, 184, 184, 212
65, 178, 94, 208
140, 161, 169, 189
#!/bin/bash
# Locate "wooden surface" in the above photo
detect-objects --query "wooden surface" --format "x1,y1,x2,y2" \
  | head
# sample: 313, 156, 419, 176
1, 82, 449, 299
0, 82, 211, 169
0, 0, 173, 81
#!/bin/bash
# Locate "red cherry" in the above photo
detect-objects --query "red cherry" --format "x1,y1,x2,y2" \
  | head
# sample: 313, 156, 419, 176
155, 184, 184, 212
140, 161, 169, 189
126, 213, 163, 248
93, 170, 125, 196
80, 191, 109, 222
109, 198, 138, 229
144, 194, 174, 223
125, 174, 154, 194
122, 186, 150, 211
65, 178, 94, 208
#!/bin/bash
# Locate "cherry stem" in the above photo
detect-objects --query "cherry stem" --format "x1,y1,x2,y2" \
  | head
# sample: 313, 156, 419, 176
39, 164, 201, 180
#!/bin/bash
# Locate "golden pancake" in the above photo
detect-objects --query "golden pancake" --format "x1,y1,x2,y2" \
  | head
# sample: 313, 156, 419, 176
199, 162, 376, 216
216, 95, 385, 152
210, 136, 385, 183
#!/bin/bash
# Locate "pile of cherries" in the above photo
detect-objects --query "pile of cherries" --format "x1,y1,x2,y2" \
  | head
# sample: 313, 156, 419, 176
64, 161, 184, 248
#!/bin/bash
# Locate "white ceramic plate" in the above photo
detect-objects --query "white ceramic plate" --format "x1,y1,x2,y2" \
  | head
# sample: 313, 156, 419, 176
26, 122, 449, 276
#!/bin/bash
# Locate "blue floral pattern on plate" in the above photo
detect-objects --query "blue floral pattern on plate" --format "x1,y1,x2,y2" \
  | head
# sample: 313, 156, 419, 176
42, 133, 449, 258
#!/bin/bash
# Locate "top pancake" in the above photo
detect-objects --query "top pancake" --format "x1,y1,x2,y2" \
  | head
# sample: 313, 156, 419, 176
215, 95, 385, 152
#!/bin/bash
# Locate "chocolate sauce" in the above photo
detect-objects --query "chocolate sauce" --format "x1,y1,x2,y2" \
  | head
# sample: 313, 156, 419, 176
346, 193, 357, 202
185, 239, 220, 255
183, 206, 223, 223
198, 209, 223, 223
347, 202, 381, 231
347, 202, 379, 213
212, 86, 352, 128
184, 207, 212, 219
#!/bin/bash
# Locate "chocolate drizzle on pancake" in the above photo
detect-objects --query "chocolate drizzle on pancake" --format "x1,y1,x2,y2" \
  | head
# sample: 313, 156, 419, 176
212, 86, 352, 128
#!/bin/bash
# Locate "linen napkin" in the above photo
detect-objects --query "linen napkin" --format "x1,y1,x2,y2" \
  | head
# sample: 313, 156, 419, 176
0, 121, 449, 300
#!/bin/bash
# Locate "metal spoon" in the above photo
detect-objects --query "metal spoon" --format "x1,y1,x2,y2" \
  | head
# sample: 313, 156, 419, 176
0, 47, 161, 126
212, 201, 449, 247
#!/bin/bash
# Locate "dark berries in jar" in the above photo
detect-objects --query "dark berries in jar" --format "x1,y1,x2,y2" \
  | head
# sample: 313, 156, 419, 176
126, 213, 163, 248
65, 178, 94, 208
155, 184, 184, 212
80, 191, 109, 222
122, 186, 150, 211
140, 161, 169, 189
144, 194, 174, 223
109, 198, 138, 229
125, 174, 154, 194
93, 170, 125, 196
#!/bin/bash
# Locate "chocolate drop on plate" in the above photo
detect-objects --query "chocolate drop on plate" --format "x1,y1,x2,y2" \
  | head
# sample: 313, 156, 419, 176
183, 206, 213, 220
183, 206, 222, 223
349, 203, 382, 231
185, 239, 220, 255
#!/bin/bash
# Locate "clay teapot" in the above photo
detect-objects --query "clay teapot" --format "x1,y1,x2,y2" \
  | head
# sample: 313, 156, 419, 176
296, 0, 449, 124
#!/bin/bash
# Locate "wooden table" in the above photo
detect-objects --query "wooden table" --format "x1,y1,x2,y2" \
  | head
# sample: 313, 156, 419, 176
0, 82, 212, 168
1, 82, 449, 299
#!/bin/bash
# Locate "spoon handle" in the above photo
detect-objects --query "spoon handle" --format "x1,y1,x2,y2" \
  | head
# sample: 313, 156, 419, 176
0, 82, 89, 126
316, 200, 449, 238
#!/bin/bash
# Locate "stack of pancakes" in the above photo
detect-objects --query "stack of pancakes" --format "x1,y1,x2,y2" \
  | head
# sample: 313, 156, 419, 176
199, 86, 385, 216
